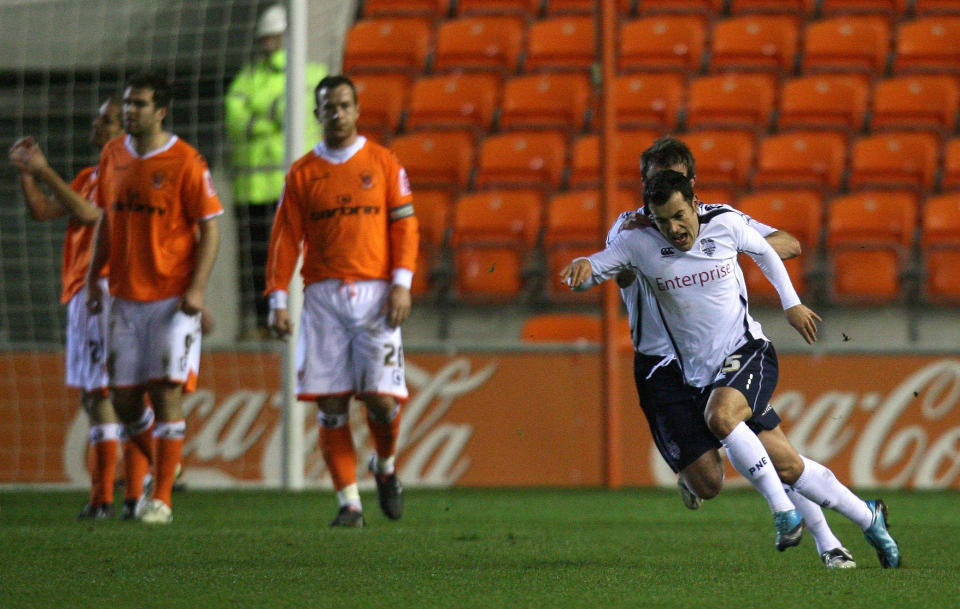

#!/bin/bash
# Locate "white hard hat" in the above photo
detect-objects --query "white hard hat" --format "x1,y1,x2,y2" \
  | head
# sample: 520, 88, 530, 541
256, 4, 287, 38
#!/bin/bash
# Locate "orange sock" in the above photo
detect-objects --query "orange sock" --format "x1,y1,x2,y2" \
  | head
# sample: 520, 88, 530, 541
320, 425, 357, 490
366, 406, 402, 466
86, 444, 100, 505
123, 435, 152, 502
94, 439, 120, 506
153, 420, 186, 508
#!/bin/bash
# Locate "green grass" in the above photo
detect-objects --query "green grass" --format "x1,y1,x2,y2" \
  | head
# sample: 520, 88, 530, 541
1, 488, 957, 609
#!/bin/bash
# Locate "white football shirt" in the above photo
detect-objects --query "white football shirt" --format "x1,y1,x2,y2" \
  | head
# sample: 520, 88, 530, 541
587, 205, 799, 387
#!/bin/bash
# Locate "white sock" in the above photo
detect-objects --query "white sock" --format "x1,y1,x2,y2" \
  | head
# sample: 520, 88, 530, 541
721, 422, 793, 513
792, 456, 873, 530
374, 455, 396, 476
336, 483, 362, 511
785, 484, 842, 555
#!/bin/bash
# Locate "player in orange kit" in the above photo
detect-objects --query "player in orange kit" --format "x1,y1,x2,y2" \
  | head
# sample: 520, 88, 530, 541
266, 75, 418, 527
8, 99, 137, 519
86, 71, 222, 524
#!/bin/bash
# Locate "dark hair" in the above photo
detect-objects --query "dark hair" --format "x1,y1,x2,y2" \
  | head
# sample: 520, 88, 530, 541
315, 74, 357, 104
640, 136, 695, 181
643, 169, 695, 209
125, 71, 172, 109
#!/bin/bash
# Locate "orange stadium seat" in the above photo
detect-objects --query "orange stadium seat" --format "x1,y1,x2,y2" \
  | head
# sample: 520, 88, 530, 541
830, 249, 903, 303
343, 18, 432, 74
499, 73, 592, 131
922, 193, 960, 245
685, 73, 776, 131
450, 190, 542, 300
893, 17, 960, 74
524, 16, 596, 72
681, 130, 756, 190
362, 0, 451, 17
568, 130, 661, 189
742, 255, 809, 302
708, 15, 800, 73
433, 16, 525, 73
542, 189, 635, 302
736, 189, 823, 251
352, 74, 409, 141
456, 0, 541, 15
614, 74, 685, 130
870, 75, 959, 134
619, 15, 708, 73
914, 0, 960, 14
827, 190, 916, 249
635, 0, 725, 13
752, 131, 847, 192
410, 189, 453, 296
942, 137, 960, 190
727, 0, 815, 14
695, 186, 736, 205
777, 74, 869, 132
474, 131, 568, 190
818, 0, 909, 15
923, 249, 960, 303
391, 131, 475, 191
848, 132, 939, 192
801, 16, 890, 74
405, 73, 500, 132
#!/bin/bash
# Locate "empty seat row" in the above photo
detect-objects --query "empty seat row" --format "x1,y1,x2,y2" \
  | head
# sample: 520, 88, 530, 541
411, 187, 960, 304
345, 14, 960, 76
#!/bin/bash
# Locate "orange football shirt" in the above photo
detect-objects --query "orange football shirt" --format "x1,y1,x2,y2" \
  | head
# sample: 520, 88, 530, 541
60, 166, 107, 303
266, 138, 419, 293
96, 135, 223, 301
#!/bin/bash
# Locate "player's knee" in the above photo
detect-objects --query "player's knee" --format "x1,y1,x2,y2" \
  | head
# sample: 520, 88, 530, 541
317, 395, 351, 415
774, 455, 804, 485
358, 393, 397, 422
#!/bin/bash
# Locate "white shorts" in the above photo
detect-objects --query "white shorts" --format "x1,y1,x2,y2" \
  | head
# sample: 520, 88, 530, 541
297, 279, 408, 401
65, 279, 111, 392
108, 296, 202, 390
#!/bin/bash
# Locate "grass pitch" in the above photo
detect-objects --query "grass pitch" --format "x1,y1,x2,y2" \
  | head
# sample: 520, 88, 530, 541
1, 487, 956, 609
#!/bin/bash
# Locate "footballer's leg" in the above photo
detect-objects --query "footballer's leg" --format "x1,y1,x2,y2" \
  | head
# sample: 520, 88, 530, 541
318, 395, 365, 527
113, 387, 154, 520
705, 339, 802, 550
141, 381, 184, 525
78, 390, 120, 520
361, 393, 403, 520
678, 450, 724, 509
759, 426, 855, 567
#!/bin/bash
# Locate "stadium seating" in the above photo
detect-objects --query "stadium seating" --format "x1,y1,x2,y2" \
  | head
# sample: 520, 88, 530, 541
893, 16, 960, 73
752, 131, 847, 192
847, 132, 940, 192
343, 18, 432, 74
390, 130, 475, 191
680, 130, 756, 191
685, 73, 777, 131
410, 189, 453, 296
568, 130, 661, 189
919, 193, 960, 304
433, 16, 525, 73
361, 0, 452, 17
405, 73, 500, 132
942, 137, 960, 190
801, 15, 890, 74
870, 75, 959, 135
777, 74, 870, 133
921, 192, 960, 245
742, 255, 809, 303
914, 0, 960, 14
450, 190, 543, 300
614, 73, 685, 131
474, 131, 568, 190
498, 73, 592, 131
708, 15, 800, 73
619, 15, 708, 73
635, 0, 725, 13
545, 0, 632, 16
524, 16, 596, 72
818, 0, 910, 15
455, 0, 541, 15
352, 74, 409, 141
736, 189, 824, 250
727, 0, 814, 14
825, 190, 915, 302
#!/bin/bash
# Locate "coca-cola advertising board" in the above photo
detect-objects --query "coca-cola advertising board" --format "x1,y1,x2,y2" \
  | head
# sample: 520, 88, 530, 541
1, 351, 958, 489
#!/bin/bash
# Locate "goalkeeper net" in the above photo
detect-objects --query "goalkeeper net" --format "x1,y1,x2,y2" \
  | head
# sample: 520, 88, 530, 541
0, 0, 356, 485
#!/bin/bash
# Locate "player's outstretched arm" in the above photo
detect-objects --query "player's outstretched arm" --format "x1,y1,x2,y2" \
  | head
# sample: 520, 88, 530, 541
785, 304, 822, 344
9, 137, 100, 224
